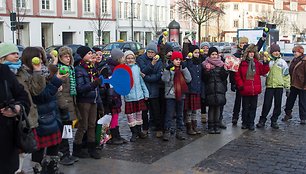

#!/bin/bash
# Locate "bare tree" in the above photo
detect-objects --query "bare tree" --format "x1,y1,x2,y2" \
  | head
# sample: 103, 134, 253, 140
89, 6, 110, 45
7, 0, 28, 44
177, 0, 224, 44
262, 10, 286, 26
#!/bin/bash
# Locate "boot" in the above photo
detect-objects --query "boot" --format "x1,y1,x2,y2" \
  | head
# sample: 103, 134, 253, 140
208, 122, 215, 134
88, 142, 101, 159
219, 120, 227, 129
186, 122, 196, 135
107, 128, 123, 145
214, 122, 221, 134
163, 130, 171, 141
201, 114, 207, 123
129, 126, 138, 142
256, 120, 265, 128
282, 112, 293, 122
59, 155, 74, 166
176, 130, 186, 140
136, 125, 147, 139
117, 126, 128, 143
192, 120, 201, 134
73, 143, 89, 158
271, 122, 279, 129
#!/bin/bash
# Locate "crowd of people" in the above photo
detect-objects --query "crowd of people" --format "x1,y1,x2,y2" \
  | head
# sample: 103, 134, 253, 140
0, 29, 305, 174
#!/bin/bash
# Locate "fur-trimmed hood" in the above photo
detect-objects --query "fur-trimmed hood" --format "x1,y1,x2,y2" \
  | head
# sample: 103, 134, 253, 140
242, 44, 260, 60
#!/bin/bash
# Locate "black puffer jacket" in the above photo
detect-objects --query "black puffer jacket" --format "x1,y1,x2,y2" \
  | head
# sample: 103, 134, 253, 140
203, 66, 228, 106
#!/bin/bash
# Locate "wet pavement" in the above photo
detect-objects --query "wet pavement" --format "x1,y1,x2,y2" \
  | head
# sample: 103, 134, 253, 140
22, 80, 306, 174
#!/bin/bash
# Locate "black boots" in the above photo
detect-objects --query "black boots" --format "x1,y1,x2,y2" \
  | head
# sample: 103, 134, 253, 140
130, 126, 138, 142
73, 143, 89, 158
136, 125, 147, 139
87, 142, 101, 159
107, 128, 124, 145
186, 122, 196, 135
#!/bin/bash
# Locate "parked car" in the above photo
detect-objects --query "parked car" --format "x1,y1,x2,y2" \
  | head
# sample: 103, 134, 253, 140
46, 44, 83, 57
210, 42, 231, 53
167, 42, 182, 51
92, 45, 106, 51
102, 40, 145, 58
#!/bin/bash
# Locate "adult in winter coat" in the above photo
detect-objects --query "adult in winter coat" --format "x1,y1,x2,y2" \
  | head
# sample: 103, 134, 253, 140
282, 45, 306, 124
235, 44, 270, 130
0, 63, 30, 174
202, 47, 228, 134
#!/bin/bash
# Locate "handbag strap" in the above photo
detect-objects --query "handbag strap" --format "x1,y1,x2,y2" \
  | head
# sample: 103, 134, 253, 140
18, 105, 31, 129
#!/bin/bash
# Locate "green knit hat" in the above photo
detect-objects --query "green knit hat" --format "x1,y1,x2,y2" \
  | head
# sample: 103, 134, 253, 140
0, 42, 19, 58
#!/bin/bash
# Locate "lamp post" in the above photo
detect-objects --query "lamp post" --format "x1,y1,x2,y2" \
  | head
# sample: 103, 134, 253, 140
131, 0, 134, 41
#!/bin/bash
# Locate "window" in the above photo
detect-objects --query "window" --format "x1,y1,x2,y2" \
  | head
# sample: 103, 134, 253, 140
101, 0, 107, 13
150, 5, 153, 21
84, 0, 90, 12
234, 20, 239, 28
248, 4, 252, 11
145, 4, 148, 20
234, 4, 238, 10
41, 0, 50, 10
118, 2, 122, 19
17, 0, 26, 8
124, 2, 128, 19
0, 0, 3, 8
64, 0, 71, 11
170, 9, 174, 19
255, 4, 259, 12
156, 6, 160, 21
136, 3, 140, 19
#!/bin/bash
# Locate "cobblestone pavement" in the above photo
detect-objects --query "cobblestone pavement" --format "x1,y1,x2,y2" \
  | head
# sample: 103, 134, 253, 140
193, 103, 306, 174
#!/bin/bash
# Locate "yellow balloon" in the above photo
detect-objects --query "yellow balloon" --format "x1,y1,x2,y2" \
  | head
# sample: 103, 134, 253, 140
32, 57, 41, 65
51, 50, 58, 57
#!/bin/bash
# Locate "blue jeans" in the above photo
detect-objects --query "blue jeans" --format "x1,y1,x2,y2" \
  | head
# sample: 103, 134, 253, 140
164, 99, 184, 130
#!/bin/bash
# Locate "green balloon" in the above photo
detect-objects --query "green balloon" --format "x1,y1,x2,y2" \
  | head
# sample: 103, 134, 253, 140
59, 66, 69, 75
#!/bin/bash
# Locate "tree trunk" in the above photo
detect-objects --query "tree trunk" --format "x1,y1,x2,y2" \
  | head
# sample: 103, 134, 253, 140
198, 23, 201, 46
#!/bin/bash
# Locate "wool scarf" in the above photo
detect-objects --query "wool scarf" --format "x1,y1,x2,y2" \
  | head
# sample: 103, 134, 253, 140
79, 59, 99, 82
58, 63, 77, 96
174, 67, 188, 101
203, 57, 224, 71
245, 57, 256, 80
3, 60, 22, 74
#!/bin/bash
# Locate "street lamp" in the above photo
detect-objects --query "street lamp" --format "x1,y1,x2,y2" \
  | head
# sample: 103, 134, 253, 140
131, 0, 134, 41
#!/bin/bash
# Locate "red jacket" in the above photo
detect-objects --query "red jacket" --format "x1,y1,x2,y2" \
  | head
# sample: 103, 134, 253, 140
235, 59, 270, 96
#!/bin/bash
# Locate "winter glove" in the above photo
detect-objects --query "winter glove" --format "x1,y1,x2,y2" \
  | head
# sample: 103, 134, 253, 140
286, 89, 290, 97
181, 62, 187, 69
92, 78, 102, 87
100, 67, 109, 78
231, 84, 236, 92
166, 63, 174, 70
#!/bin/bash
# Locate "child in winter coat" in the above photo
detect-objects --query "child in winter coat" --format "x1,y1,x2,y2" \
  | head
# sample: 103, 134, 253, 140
105, 48, 128, 145
235, 44, 270, 130
202, 47, 228, 134
123, 50, 149, 142
55, 46, 79, 165
162, 51, 191, 141
256, 44, 290, 129
73, 46, 101, 159
184, 45, 204, 135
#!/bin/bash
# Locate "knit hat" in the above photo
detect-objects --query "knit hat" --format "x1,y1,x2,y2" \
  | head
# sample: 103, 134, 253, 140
124, 50, 135, 59
208, 47, 219, 57
0, 42, 19, 58
92, 47, 102, 52
200, 42, 210, 49
189, 45, 199, 53
111, 48, 124, 61
77, 46, 92, 59
146, 42, 158, 53
239, 37, 249, 44
165, 43, 173, 54
269, 44, 280, 54
170, 51, 183, 61
292, 45, 304, 54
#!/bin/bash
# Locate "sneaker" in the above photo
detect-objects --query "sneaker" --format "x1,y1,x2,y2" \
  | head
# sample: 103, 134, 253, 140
300, 120, 306, 125
176, 131, 186, 140
156, 131, 163, 138
208, 128, 215, 134
69, 155, 79, 163
271, 122, 279, 129
281, 114, 293, 122
219, 121, 227, 129
232, 119, 238, 126
163, 131, 171, 141
59, 156, 74, 166
248, 125, 255, 131
256, 121, 265, 128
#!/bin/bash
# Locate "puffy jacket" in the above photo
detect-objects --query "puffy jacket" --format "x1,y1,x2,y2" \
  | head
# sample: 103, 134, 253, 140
291, 56, 306, 90
185, 58, 203, 94
203, 66, 228, 106
136, 53, 163, 98
124, 64, 149, 102
265, 58, 290, 89
161, 67, 192, 99
32, 76, 62, 136
235, 59, 270, 96
75, 65, 101, 104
